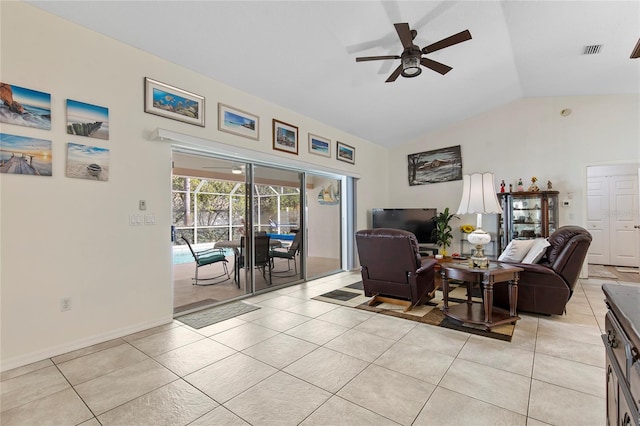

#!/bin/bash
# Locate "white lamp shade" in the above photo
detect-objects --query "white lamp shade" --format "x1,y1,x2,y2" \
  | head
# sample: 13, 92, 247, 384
456, 172, 503, 215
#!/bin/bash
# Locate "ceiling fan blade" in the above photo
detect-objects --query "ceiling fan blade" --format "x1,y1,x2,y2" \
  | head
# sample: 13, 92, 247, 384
386, 64, 403, 82
412, 1, 457, 33
381, 1, 402, 25
377, 59, 395, 75
356, 55, 400, 62
346, 35, 398, 54
421, 57, 452, 75
394, 23, 414, 49
631, 38, 640, 58
422, 29, 472, 54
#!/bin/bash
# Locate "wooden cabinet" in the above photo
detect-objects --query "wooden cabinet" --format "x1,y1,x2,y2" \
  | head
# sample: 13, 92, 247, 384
497, 191, 559, 253
602, 284, 640, 426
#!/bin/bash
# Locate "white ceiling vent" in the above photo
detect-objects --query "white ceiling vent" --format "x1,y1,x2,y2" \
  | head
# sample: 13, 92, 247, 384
582, 44, 603, 55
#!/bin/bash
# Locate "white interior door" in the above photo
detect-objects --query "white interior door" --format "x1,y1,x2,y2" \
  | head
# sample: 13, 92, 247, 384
587, 176, 609, 264
587, 165, 640, 267
611, 174, 638, 267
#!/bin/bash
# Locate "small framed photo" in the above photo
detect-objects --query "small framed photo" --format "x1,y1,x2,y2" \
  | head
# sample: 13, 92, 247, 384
272, 119, 298, 155
218, 103, 259, 140
336, 141, 355, 164
144, 77, 204, 127
308, 133, 331, 158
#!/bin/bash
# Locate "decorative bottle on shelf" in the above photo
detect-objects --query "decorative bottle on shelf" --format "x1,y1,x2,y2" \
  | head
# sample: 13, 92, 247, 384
516, 178, 524, 192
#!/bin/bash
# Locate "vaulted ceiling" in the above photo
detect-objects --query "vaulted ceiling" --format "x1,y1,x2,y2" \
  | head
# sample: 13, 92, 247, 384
28, 1, 640, 148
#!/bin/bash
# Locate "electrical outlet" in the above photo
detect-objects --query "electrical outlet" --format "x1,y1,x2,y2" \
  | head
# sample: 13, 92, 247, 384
60, 297, 72, 312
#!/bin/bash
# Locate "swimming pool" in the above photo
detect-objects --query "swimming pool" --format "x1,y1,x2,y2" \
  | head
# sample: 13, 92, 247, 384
173, 248, 194, 264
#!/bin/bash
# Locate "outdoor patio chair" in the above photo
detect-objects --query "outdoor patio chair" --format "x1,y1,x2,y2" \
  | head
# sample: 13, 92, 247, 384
181, 236, 230, 285
235, 235, 272, 286
270, 230, 301, 274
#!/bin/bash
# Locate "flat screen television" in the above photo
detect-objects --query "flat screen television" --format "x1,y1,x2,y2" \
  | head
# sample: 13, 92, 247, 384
371, 208, 438, 244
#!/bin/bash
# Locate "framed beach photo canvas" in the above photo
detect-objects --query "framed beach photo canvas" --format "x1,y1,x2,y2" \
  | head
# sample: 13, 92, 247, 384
144, 78, 204, 127
272, 119, 298, 155
66, 142, 110, 181
308, 133, 331, 158
0, 82, 51, 130
66, 99, 109, 140
0, 133, 52, 176
218, 103, 259, 140
336, 141, 355, 164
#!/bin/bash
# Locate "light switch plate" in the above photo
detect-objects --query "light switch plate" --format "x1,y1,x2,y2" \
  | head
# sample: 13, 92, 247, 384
139, 200, 147, 210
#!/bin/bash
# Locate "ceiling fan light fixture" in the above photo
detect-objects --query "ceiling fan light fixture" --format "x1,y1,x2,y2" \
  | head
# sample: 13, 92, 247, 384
401, 56, 421, 78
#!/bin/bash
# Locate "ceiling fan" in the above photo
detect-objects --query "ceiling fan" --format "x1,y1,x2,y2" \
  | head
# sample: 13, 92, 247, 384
355, 23, 471, 82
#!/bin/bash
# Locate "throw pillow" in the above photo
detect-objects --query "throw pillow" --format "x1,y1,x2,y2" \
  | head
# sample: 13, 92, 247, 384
498, 239, 535, 262
521, 238, 551, 264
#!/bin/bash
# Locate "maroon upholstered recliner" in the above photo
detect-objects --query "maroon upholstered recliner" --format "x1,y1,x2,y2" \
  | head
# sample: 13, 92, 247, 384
494, 226, 592, 315
355, 228, 437, 311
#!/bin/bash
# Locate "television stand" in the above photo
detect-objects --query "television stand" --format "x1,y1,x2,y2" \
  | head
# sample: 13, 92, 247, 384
418, 243, 439, 256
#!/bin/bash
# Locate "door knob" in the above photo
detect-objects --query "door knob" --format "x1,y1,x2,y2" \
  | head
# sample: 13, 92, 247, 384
635, 225, 640, 229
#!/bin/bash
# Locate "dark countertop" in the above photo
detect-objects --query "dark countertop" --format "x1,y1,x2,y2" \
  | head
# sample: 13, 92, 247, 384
602, 284, 640, 350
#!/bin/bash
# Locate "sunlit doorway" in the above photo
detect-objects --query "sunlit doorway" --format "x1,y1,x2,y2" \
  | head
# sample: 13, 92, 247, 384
171, 154, 247, 314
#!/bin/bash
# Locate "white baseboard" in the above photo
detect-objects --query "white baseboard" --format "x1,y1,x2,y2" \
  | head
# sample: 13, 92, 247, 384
1, 315, 174, 373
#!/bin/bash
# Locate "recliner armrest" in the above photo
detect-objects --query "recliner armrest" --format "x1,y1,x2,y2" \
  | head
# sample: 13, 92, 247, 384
498, 261, 556, 275
417, 258, 437, 274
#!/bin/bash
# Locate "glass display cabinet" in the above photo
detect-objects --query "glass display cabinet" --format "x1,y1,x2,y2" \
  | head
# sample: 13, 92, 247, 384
497, 191, 559, 253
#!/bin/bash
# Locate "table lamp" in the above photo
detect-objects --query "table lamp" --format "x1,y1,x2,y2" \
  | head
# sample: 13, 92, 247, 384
456, 172, 503, 268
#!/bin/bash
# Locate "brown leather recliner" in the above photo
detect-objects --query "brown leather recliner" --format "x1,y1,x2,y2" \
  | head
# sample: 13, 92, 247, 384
355, 228, 437, 311
494, 226, 592, 315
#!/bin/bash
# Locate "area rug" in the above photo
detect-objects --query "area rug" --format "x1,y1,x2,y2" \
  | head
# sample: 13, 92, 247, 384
313, 282, 514, 342
176, 301, 260, 329
174, 298, 218, 315
588, 264, 617, 279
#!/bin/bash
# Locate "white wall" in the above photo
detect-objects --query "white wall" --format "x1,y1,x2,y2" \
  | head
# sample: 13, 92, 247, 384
387, 95, 640, 254
0, 2, 388, 370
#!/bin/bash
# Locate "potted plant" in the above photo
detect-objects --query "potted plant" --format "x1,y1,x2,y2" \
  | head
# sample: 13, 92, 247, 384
432, 207, 459, 257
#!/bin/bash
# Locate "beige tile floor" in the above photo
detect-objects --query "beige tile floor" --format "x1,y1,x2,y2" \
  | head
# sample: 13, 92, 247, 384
173, 256, 341, 313
1, 272, 638, 425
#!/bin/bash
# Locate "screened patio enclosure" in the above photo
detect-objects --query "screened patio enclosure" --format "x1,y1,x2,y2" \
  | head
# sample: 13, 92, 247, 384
172, 176, 300, 246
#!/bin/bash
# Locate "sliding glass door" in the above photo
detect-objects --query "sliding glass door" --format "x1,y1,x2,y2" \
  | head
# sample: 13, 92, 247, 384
171, 154, 249, 313
246, 164, 303, 291
171, 148, 347, 314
